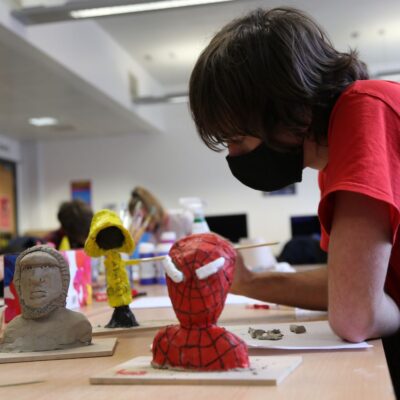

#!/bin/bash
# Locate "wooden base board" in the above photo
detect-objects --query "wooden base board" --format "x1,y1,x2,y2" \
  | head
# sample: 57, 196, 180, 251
0, 379, 45, 388
0, 337, 117, 364
90, 355, 302, 386
92, 320, 172, 336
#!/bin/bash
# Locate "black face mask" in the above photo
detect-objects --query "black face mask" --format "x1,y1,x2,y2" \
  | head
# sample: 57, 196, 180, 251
226, 143, 303, 192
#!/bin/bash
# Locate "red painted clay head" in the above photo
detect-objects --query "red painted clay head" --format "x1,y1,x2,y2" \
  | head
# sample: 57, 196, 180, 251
163, 233, 236, 328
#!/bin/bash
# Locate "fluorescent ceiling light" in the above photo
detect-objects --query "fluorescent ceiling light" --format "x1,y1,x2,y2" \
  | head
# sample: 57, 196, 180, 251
166, 95, 189, 103
133, 92, 188, 104
29, 117, 59, 126
70, 0, 235, 19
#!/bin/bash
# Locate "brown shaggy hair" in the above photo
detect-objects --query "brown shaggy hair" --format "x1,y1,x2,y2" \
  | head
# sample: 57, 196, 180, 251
189, 7, 369, 152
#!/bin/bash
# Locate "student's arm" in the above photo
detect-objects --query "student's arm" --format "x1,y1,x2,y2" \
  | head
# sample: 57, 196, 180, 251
230, 254, 328, 310
328, 191, 400, 342
230, 192, 400, 342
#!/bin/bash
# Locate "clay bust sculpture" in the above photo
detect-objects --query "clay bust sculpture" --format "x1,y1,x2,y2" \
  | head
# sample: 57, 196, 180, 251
85, 209, 138, 328
0, 245, 92, 352
152, 233, 249, 371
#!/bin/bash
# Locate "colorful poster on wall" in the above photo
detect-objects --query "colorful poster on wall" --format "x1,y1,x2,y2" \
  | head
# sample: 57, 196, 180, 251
71, 180, 92, 205
0, 160, 17, 235
0, 196, 11, 231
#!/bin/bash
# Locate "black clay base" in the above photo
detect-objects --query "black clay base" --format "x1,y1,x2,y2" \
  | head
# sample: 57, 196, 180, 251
105, 305, 139, 328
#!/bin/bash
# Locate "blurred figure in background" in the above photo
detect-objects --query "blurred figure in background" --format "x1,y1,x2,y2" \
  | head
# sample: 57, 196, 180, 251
45, 199, 93, 250
128, 186, 192, 244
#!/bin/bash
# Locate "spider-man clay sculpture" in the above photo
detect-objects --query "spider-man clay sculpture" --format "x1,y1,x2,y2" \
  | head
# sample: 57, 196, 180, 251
152, 233, 249, 371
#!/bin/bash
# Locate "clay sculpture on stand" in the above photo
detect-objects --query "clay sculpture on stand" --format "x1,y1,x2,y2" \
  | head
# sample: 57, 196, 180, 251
85, 210, 138, 328
152, 233, 249, 371
0, 245, 92, 352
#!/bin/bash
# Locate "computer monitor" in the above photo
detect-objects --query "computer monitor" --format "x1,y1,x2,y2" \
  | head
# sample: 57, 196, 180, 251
205, 213, 248, 243
290, 215, 321, 237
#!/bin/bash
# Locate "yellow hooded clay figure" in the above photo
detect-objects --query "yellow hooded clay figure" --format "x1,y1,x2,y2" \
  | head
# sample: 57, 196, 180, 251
85, 209, 138, 328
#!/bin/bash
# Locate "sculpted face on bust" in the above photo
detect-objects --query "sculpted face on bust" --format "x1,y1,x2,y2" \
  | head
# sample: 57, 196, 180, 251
20, 252, 63, 309
14, 246, 70, 319
1, 245, 93, 353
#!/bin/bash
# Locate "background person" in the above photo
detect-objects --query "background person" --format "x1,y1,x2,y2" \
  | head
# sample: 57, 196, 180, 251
128, 186, 192, 244
45, 199, 93, 250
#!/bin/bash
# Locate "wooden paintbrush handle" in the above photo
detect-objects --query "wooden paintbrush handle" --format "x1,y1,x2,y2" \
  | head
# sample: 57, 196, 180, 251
234, 241, 279, 251
125, 241, 279, 266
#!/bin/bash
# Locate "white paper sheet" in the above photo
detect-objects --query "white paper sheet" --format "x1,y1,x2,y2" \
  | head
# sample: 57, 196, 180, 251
295, 308, 328, 318
131, 294, 272, 309
131, 296, 171, 308
226, 320, 372, 350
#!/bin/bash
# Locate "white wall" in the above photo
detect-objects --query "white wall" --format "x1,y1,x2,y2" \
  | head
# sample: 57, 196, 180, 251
0, 134, 20, 162
25, 20, 166, 131
21, 104, 320, 250
0, 0, 165, 133
18, 140, 42, 234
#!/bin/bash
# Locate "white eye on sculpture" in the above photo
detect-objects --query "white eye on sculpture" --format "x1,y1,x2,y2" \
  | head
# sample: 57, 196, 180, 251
195, 257, 225, 280
162, 255, 184, 283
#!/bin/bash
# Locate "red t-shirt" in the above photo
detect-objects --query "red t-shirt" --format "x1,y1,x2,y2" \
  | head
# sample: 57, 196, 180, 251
318, 80, 400, 307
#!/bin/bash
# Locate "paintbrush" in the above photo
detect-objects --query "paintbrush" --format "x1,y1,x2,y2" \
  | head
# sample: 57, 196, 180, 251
131, 206, 157, 244
235, 241, 279, 250
129, 200, 144, 234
